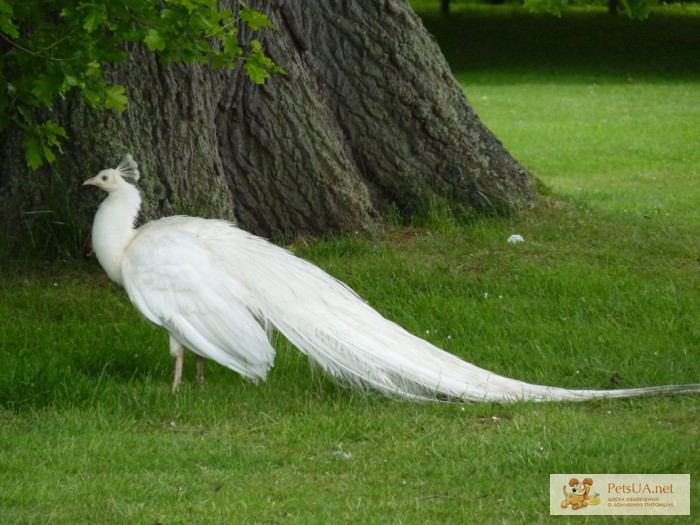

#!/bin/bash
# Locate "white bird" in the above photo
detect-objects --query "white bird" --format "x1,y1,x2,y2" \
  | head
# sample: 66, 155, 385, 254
83, 155, 699, 402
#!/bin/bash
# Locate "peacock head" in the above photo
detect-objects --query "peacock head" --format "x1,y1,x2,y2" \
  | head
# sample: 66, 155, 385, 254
83, 154, 140, 192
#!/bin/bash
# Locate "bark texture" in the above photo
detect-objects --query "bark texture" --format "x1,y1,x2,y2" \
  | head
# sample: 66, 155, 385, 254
0, 0, 534, 255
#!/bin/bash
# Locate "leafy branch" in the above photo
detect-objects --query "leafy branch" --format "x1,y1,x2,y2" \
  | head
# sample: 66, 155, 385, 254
0, 0, 283, 169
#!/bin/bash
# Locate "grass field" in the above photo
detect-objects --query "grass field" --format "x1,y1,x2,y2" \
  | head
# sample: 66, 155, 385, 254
1, 4, 699, 524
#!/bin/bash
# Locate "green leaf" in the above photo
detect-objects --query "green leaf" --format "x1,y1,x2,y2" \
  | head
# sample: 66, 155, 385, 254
249, 39, 263, 53
82, 87, 102, 107
83, 9, 106, 33
221, 35, 242, 57
0, 16, 19, 39
104, 84, 128, 111
39, 120, 66, 164
23, 134, 43, 169
61, 72, 81, 91
144, 29, 167, 52
240, 5, 275, 31
180, 44, 199, 65
0, 0, 18, 38
243, 39, 283, 83
20, 120, 68, 169
31, 73, 62, 107
85, 60, 102, 78
40, 120, 67, 146
244, 61, 267, 84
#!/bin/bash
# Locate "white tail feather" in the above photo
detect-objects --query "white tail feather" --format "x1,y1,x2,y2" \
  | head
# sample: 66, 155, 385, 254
90, 166, 698, 404
207, 223, 699, 403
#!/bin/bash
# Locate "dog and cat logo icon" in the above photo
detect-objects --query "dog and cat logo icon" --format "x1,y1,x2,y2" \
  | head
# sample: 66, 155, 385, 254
561, 477, 601, 511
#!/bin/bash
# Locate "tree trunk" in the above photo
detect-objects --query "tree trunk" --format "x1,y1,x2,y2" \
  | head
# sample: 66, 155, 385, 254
441, 0, 451, 16
0, 0, 534, 256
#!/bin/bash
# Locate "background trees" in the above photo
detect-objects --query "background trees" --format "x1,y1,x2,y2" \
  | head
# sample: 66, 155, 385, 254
435, 0, 659, 18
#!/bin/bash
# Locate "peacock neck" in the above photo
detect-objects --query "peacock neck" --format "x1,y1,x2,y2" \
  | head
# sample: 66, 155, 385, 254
91, 183, 142, 286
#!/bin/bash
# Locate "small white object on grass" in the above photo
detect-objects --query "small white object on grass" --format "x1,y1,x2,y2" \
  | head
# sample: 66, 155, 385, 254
333, 444, 352, 460
507, 234, 525, 244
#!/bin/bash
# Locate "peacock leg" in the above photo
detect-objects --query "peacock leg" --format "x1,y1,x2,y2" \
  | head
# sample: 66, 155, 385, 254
169, 335, 185, 393
196, 356, 205, 388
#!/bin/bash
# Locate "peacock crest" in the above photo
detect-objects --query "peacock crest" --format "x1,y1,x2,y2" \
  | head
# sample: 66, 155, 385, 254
115, 154, 140, 183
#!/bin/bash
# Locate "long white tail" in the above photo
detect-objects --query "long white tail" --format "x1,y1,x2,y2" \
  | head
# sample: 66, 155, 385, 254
97, 159, 697, 403
223, 227, 699, 403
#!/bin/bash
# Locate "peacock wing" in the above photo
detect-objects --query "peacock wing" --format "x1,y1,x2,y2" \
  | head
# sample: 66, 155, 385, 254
121, 218, 275, 382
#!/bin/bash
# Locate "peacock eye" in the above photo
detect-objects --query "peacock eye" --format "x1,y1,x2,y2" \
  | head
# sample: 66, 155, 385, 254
102, 175, 108, 181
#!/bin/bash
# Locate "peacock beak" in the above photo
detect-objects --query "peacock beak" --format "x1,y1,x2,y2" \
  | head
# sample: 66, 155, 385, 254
83, 176, 98, 187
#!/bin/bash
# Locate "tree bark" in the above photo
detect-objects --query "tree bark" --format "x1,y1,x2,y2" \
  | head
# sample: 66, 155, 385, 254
441, 0, 451, 16
0, 0, 534, 256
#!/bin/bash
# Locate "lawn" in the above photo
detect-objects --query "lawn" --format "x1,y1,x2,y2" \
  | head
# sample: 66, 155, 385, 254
1, 4, 699, 524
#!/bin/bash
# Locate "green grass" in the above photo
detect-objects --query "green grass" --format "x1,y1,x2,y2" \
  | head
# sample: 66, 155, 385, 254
2, 5, 700, 524
467, 82, 700, 213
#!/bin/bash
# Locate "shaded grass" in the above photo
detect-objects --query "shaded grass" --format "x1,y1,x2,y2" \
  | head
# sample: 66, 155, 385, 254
1, 5, 700, 524
418, 3, 700, 82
